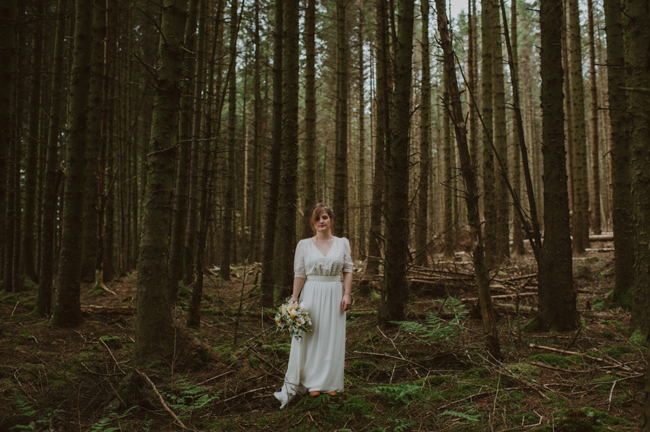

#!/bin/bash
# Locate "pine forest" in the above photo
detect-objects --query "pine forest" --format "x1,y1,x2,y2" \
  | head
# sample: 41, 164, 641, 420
1, 0, 650, 429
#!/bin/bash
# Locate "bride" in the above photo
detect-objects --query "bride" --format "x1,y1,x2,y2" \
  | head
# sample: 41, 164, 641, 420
273, 203, 353, 409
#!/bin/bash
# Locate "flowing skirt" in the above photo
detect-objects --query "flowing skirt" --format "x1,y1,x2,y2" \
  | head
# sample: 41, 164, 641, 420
274, 275, 346, 409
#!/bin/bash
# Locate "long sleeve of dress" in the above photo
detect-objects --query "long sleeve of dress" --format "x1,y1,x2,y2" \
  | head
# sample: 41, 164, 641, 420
293, 240, 306, 278
342, 238, 353, 273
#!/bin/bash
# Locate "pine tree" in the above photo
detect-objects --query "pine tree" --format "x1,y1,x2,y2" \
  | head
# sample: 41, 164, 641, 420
538, 0, 579, 331
135, 0, 188, 363
603, 0, 633, 307
381, 0, 415, 324
52, 0, 94, 327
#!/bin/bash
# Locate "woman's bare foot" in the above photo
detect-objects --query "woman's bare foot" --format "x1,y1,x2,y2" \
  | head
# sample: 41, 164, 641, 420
327, 391, 337, 396
309, 391, 321, 397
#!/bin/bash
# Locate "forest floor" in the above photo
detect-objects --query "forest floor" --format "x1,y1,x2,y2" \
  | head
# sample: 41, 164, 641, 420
0, 238, 646, 431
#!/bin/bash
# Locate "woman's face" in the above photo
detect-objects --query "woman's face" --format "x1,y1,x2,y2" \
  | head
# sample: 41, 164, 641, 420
313, 211, 332, 235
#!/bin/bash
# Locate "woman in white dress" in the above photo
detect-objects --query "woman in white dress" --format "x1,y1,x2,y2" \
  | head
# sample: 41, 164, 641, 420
274, 203, 353, 409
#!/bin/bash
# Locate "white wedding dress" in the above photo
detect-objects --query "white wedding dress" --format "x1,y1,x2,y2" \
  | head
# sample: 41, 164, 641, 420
273, 236, 353, 409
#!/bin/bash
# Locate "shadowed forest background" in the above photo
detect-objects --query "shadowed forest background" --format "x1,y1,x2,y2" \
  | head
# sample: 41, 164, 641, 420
1, 0, 650, 430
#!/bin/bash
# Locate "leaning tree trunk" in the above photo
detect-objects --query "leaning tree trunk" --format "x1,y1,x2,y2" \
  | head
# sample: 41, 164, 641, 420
274, 0, 300, 300
135, 0, 187, 364
381, 0, 414, 325
52, 0, 94, 327
510, 0, 525, 256
36, 0, 68, 316
481, 0, 496, 269
435, 0, 501, 358
603, 0, 633, 308
538, 0, 579, 332
492, 0, 509, 262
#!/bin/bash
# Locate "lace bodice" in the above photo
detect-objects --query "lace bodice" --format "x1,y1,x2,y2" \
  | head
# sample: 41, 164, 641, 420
293, 237, 353, 278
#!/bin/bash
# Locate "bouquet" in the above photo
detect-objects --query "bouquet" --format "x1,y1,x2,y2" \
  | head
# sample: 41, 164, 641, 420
275, 299, 314, 342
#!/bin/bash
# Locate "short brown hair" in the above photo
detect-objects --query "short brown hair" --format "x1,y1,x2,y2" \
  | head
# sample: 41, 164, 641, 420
310, 203, 334, 234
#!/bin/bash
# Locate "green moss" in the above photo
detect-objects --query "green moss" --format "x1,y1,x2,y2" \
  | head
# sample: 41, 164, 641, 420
602, 344, 635, 359
519, 318, 540, 333
629, 328, 648, 345
248, 355, 260, 370
508, 363, 540, 378
459, 368, 488, 379
527, 353, 573, 368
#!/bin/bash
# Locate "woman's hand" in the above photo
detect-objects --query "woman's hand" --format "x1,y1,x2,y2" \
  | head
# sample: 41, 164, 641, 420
289, 296, 299, 304
340, 294, 352, 312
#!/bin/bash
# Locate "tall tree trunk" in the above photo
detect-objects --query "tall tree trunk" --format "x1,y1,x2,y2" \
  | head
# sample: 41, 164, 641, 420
603, 0, 633, 308
627, 0, 650, 339
135, 0, 187, 364
90, 0, 110, 291
415, 0, 430, 267
568, 0, 589, 253
220, 0, 238, 282
493, 0, 509, 261
587, 0, 601, 235
334, 0, 349, 238
168, 0, 200, 301
538, 0, 579, 331
381, 0, 414, 325
23, 1, 45, 283
357, 0, 367, 260
366, 0, 389, 276
468, 0, 478, 179
52, 0, 94, 327
481, 0, 496, 268
510, 0, 525, 256
435, 0, 500, 357
250, 0, 263, 262
36, 0, 69, 316
188, 4, 219, 327
183, 2, 208, 287
260, 0, 283, 307
274, 0, 300, 299
302, 0, 317, 240
0, 0, 16, 284
443, 74, 454, 258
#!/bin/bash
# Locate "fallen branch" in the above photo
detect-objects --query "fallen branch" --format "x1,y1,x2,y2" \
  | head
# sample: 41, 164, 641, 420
353, 351, 428, 370
461, 293, 538, 302
136, 370, 187, 430
529, 344, 636, 373
99, 338, 126, 374
197, 370, 236, 386
219, 385, 275, 404
438, 387, 520, 409
81, 305, 135, 315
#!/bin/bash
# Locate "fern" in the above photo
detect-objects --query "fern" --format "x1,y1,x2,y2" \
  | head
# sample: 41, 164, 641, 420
370, 383, 421, 405
439, 410, 481, 422
161, 376, 220, 420
391, 298, 467, 345
87, 406, 138, 432
392, 418, 417, 432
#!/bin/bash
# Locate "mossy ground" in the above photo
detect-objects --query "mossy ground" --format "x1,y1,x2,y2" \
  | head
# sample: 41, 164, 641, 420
0, 246, 645, 431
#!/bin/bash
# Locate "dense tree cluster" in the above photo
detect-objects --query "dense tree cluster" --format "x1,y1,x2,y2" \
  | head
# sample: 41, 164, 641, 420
0, 0, 649, 424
